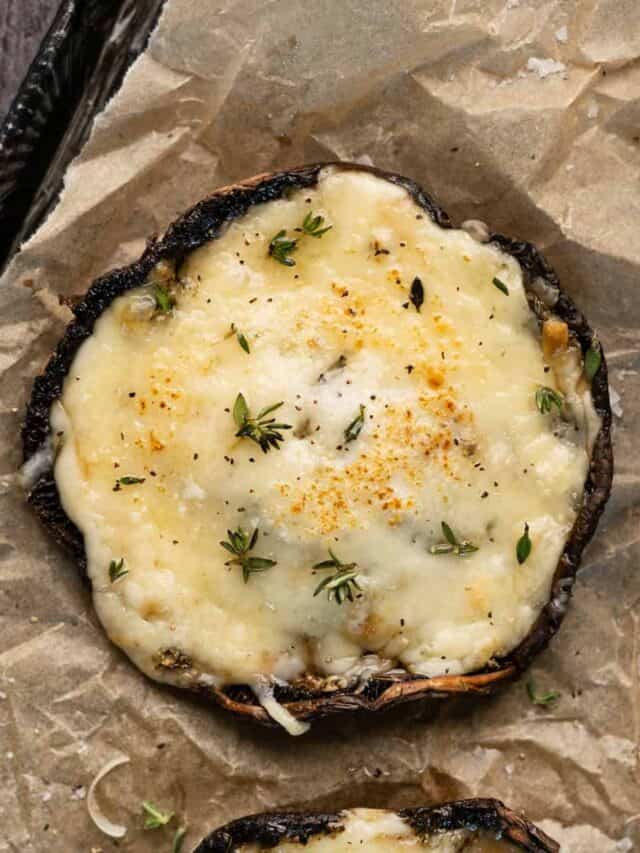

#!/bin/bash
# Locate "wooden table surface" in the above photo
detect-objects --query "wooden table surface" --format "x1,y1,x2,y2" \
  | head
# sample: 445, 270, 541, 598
0, 0, 59, 119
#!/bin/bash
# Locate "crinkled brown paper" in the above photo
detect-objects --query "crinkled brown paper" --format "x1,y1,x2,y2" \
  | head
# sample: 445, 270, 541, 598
1, 1, 638, 850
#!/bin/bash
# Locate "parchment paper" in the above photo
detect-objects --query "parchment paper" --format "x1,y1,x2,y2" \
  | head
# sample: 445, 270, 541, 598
1, 1, 639, 850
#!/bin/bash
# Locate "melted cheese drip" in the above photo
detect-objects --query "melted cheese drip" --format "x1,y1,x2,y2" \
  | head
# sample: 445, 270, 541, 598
238, 809, 519, 852
51, 167, 593, 698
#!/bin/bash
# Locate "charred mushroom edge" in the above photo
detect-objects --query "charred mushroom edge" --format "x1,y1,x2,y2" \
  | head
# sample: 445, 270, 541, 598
193, 799, 559, 852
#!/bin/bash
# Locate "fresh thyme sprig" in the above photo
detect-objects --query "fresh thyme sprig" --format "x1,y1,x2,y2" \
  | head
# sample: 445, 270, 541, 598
108, 558, 128, 583
313, 549, 361, 604
220, 526, 277, 583
268, 211, 332, 266
584, 338, 602, 381
233, 393, 292, 452
429, 521, 478, 557
526, 678, 559, 707
344, 404, 366, 443
516, 522, 532, 564
268, 230, 298, 266
535, 385, 564, 415
142, 801, 174, 830
301, 210, 332, 238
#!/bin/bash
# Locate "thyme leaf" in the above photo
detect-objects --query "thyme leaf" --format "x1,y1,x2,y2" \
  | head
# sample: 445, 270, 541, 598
442, 521, 457, 546
429, 522, 478, 557
492, 276, 509, 296
227, 323, 250, 353
535, 385, 564, 415
302, 210, 332, 238
317, 354, 347, 383
142, 801, 174, 830
584, 339, 602, 381
410, 277, 424, 312
172, 827, 187, 853
344, 404, 366, 443
232, 393, 292, 453
268, 229, 298, 266
117, 476, 146, 486
108, 558, 128, 583
152, 284, 175, 313
233, 392, 249, 428
516, 522, 532, 564
313, 549, 361, 604
526, 678, 559, 706
236, 331, 250, 354
220, 526, 277, 583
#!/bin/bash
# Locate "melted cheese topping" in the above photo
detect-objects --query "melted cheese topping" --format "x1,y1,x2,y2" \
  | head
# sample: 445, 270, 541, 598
51, 167, 594, 704
237, 809, 519, 852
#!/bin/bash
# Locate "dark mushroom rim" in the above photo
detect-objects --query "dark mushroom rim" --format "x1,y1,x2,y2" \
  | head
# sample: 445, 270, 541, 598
193, 799, 559, 852
22, 162, 613, 725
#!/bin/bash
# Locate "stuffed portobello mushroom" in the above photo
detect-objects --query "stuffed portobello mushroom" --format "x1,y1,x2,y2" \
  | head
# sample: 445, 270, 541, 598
23, 163, 612, 734
193, 800, 558, 852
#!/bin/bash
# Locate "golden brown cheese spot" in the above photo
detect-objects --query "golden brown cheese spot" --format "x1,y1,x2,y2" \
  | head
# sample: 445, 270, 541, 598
277, 396, 466, 537
542, 318, 569, 357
